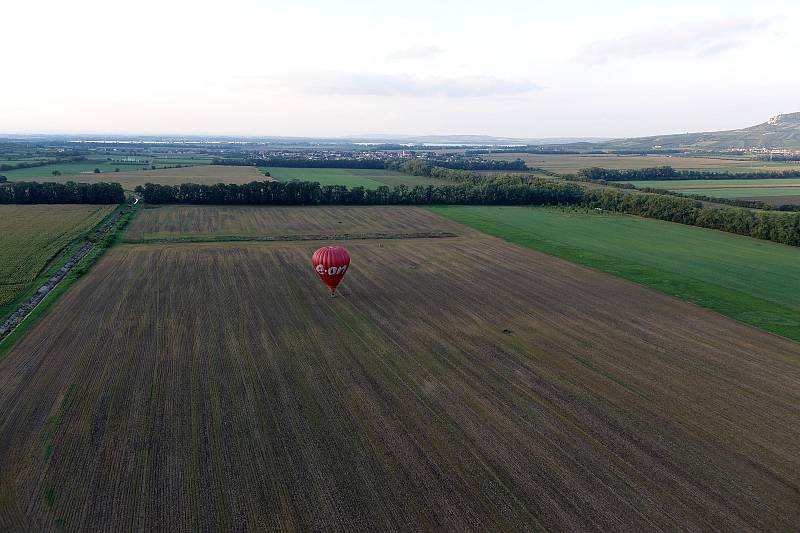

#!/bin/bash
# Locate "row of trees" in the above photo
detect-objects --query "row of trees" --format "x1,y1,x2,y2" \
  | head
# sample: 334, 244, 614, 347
432, 158, 528, 171
211, 156, 528, 172
211, 157, 387, 169
633, 186, 774, 210
583, 188, 800, 246
135, 179, 584, 206
577, 166, 800, 181
385, 160, 491, 184
0, 181, 125, 204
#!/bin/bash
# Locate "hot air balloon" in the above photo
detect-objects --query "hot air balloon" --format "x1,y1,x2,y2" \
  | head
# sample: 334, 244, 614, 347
312, 246, 350, 296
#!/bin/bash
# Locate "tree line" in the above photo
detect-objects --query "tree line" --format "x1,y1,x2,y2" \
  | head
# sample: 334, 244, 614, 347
0, 181, 125, 204
577, 166, 800, 181
431, 158, 528, 171
583, 188, 800, 246
211, 156, 529, 172
384, 159, 536, 184
212, 157, 388, 169
135, 179, 584, 206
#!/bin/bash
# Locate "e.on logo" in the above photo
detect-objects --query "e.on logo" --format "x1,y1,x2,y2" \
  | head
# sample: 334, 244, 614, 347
316, 264, 348, 275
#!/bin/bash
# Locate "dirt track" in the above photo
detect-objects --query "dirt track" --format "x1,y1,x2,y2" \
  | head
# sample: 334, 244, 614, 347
1, 214, 800, 531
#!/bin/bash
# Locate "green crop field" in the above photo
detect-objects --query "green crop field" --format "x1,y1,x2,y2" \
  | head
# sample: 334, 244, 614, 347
0, 204, 115, 318
429, 206, 800, 340
2, 162, 153, 179
267, 167, 452, 188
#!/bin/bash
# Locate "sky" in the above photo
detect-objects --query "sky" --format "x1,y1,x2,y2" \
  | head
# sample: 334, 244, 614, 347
2, 0, 798, 138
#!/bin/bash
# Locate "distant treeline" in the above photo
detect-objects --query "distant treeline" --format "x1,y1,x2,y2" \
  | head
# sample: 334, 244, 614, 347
0, 181, 125, 204
433, 158, 528, 171
465, 148, 581, 155
212, 157, 388, 169
135, 179, 583, 206
577, 166, 800, 181
0, 156, 87, 172
385, 159, 535, 184
757, 154, 800, 162
211, 156, 529, 172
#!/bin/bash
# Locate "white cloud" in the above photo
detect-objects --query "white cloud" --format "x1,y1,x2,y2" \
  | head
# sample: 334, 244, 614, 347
575, 18, 771, 64
257, 71, 539, 98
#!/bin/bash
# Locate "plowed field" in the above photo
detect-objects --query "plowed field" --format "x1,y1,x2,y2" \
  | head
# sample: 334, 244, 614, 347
2, 206, 799, 531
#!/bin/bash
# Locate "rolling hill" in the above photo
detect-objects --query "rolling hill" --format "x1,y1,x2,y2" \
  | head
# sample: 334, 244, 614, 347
601, 113, 800, 151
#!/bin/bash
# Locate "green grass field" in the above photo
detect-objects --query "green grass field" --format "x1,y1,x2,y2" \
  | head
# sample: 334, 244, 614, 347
429, 206, 800, 340
267, 167, 452, 188
2, 162, 149, 179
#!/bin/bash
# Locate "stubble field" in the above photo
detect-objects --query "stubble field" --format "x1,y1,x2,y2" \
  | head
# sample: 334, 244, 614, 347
124, 205, 464, 243
1, 206, 799, 531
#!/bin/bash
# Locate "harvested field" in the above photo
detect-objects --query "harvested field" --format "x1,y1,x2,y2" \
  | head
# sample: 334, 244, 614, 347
125, 205, 464, 243
1, 217, 800, 530
430, 206, 800, 340
0, 204, 115, 316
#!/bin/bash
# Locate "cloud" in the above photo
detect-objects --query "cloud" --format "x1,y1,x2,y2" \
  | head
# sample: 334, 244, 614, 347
258, 71, 539, 98
384, 45, 442, 61
576, 18, 771, 64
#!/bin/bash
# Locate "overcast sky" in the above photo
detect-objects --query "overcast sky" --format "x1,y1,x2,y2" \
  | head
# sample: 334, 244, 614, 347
2, 0, 798, 138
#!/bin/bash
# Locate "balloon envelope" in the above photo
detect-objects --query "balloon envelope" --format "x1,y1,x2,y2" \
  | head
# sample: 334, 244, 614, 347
312, 246, 350, 295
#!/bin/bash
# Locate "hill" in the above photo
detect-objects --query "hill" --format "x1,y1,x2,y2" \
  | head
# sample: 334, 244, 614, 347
600, 113, 800, 151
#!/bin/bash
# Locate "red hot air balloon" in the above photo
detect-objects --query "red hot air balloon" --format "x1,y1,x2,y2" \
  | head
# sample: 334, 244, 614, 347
312, 246, 351, 296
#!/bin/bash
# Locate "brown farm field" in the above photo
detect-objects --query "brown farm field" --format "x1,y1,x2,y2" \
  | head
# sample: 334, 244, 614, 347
488, 153, 800, 174
0, 204, 115, 315
2, 206, 800, 531
125, 205, 465, 243
47, 165, 266, 191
